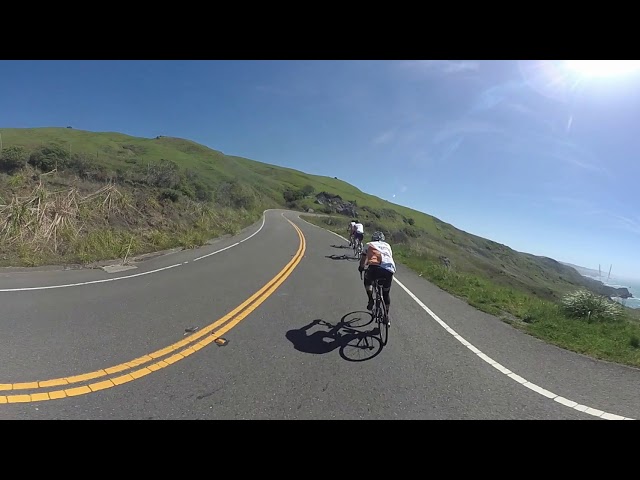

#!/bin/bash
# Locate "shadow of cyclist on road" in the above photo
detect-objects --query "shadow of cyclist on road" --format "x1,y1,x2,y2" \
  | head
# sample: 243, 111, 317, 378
325, 254, 358, 261
285, 312, 383, 361
285, 319, 344, 354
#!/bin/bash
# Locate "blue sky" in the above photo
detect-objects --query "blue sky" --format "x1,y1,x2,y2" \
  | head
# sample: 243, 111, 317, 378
1, 60, 639, 279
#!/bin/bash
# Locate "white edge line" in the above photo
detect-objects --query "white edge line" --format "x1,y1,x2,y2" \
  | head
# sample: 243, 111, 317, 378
301, 216, 636, 421
394, 277, 634, 420
193, 242, 240, 261
0, 210, 270, 292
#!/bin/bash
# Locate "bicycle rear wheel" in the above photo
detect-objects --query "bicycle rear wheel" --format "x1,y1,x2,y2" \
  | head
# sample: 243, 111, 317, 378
376, 286, 389, 346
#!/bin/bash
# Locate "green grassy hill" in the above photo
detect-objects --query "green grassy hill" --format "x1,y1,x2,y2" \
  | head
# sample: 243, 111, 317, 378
0, 127, 369, 206
2, 126, 640, 366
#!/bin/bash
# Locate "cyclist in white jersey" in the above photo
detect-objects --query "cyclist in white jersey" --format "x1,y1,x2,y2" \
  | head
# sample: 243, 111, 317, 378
347, 220, 357, 246
353, 221, 364, 251
358, 231, 396, 316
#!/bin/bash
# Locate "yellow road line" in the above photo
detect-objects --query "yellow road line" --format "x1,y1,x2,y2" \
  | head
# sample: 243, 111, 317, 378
0, 217, 305, 402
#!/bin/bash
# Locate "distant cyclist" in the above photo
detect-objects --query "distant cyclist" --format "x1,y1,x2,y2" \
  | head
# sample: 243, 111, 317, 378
353, 221, 364, 251
347, 219, 357, 247
358, 231, 396, 318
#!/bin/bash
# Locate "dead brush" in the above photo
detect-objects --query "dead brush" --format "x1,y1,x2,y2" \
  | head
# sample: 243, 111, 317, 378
82, 183, 140, 217
0, 181, 81, 253
0, 181, 140, 254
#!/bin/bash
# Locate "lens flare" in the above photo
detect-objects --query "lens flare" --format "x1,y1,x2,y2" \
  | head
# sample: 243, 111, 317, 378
565, 60, 640, 78
517, 60, 640, 103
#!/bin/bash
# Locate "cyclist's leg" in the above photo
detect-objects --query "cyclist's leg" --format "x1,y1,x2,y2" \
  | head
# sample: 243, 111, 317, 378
381, 270, 393, 317
363, 267, 375, 311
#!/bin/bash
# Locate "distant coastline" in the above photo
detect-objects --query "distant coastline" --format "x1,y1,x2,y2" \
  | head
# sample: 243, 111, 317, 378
580, 274, 639, 309
560, 261, 639, 309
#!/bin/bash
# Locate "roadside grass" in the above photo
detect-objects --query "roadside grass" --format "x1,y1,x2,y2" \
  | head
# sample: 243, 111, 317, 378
0, 174, 262, 267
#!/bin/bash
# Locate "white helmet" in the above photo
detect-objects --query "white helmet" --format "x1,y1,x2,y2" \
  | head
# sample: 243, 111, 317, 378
372, 231, 385, 242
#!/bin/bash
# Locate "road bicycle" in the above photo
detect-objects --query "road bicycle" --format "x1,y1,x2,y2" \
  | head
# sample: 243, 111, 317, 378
361, 268, 389, 346
353, 237, 363, 258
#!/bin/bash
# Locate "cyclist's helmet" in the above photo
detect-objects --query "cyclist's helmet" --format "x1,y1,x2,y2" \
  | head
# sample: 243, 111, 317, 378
372, 231, 385, 242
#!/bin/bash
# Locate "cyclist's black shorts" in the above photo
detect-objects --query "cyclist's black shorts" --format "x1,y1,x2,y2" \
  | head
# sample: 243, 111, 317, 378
364, 265, 393, 290
355, 232, 364, 242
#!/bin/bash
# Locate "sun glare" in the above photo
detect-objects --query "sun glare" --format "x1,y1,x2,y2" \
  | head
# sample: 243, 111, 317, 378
565, 60, 640, 78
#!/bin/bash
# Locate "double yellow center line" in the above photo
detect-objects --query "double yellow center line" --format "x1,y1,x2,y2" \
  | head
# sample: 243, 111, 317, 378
0, 216, 306, 404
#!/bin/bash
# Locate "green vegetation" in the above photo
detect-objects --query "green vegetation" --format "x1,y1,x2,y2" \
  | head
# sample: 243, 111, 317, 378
2, 126, 639, 366
301, 214, 640, 367
561, 289, 624, 323
0, 128, 281, 266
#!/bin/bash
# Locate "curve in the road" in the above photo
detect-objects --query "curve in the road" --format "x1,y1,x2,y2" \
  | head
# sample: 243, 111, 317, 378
298, 215, 635, 421
0, 215, 305, 404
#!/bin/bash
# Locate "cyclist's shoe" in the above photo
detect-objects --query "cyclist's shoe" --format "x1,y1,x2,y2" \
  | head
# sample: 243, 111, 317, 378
367, 299, 374, 311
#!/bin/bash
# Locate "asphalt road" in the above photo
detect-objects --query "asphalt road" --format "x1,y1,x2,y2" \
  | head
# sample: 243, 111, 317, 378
1, 209, 638, 419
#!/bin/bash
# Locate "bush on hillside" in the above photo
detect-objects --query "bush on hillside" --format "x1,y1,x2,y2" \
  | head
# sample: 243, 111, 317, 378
0, 146, 28, 172
216, 181, 256, 210
300, 184, 315, 196
159, 188, 181, 202
283, 188, 304, 203
561, 289, 624, 322
28, 144, 71, 171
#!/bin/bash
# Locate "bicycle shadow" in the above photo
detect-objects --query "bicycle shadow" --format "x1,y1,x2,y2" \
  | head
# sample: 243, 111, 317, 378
285, 311, 384, 362
331, 244, 350, 250
325, 254, 358, 261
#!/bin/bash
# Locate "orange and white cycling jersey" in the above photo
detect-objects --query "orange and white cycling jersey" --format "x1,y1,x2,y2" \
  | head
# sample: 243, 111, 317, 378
365, 241, 396, 273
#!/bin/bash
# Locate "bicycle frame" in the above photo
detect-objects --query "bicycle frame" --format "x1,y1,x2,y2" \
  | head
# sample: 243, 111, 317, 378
360, 268, 389, 346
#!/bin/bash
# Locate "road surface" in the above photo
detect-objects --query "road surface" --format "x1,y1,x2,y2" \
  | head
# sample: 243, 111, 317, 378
0, 209, 638, 419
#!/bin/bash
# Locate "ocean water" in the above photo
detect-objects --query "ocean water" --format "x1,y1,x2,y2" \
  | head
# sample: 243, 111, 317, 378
584, 275, 640, 309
